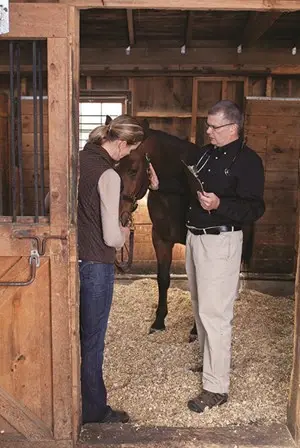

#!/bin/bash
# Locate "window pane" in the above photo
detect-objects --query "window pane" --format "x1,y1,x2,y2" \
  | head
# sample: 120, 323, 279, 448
79, 101, 123, 151
102, 103, 122, 116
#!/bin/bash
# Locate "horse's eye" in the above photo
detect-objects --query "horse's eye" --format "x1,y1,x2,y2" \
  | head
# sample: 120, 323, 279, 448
128, 169, 137, 178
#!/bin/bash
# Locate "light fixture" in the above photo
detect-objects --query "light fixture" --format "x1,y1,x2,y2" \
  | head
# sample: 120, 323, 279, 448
125, 46, 131, 56
292, 46, 297, 56
237, 44, 242, 54
180, 44, 186, 55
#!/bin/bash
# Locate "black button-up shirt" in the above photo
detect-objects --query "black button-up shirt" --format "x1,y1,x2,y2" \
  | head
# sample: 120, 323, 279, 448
185, 137, 265, 229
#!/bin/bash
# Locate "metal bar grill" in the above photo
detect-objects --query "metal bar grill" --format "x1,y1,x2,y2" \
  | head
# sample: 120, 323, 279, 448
6, 40, 47, 220
38, 41, 45, 216
32, 41, 39, 222
9, 42, 17, 221
16, 43, 24, 216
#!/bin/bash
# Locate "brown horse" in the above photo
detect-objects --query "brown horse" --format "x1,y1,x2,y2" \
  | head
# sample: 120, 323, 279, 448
113, 119, 253, 336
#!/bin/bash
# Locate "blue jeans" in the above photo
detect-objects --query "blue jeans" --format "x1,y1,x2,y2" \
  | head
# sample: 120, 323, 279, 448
79, 261, 114, 424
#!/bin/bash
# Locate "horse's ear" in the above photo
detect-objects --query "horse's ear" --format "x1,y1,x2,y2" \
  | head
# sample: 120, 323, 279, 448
105, 115, 112, 125
141, 118, 150, 132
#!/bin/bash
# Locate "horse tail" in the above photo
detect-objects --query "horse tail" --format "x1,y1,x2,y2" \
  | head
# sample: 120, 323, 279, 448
241, 223, 255, 269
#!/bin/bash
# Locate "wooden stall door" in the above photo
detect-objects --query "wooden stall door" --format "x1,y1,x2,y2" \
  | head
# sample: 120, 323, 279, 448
0, 5, 80, 448
244, 98, 300, 274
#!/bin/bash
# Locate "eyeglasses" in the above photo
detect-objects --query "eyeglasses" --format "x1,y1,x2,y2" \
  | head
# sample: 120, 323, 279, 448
205, 121, 236, 131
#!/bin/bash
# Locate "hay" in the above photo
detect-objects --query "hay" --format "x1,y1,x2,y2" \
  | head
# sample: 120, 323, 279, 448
103, 279, 294, 428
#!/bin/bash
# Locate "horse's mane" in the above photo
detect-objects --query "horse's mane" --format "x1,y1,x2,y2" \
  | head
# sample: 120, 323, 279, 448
146, 128, 201, 162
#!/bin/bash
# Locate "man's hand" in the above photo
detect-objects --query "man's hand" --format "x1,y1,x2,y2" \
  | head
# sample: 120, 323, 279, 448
197, 191, 220, 211
148, 163, 159, 190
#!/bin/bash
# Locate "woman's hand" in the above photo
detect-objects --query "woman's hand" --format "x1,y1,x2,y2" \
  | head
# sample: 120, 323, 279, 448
148, 163, 159, 190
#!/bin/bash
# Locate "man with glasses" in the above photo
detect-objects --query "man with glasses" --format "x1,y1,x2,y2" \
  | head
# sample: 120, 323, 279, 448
185, 100, 265, 413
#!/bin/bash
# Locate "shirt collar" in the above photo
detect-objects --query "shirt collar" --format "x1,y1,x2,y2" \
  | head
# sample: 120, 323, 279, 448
215, 137, 243, 154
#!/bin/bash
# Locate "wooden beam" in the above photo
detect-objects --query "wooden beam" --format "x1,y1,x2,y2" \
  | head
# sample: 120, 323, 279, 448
127, 9, 135, 46
242, 12, 283, 47
0, 388, 52, 441
0, 4, 68, 38
184, 11, 193, 48
59, 0, 300, 11
80, 46, 300, 73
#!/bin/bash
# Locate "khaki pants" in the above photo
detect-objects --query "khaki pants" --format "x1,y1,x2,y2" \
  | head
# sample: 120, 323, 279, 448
185, 229, 243, 394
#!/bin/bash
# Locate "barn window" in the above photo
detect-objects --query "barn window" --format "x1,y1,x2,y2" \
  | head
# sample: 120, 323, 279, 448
79, 101, 123, 150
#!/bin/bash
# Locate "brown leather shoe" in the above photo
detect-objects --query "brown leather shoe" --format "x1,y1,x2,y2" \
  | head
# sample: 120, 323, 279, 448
188, 389, 228, 413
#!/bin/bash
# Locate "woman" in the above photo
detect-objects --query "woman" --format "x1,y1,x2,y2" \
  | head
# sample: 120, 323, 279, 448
78, 115, 157, 425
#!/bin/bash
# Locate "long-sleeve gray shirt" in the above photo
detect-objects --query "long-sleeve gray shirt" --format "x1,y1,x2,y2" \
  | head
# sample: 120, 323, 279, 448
98, 168, 126, 249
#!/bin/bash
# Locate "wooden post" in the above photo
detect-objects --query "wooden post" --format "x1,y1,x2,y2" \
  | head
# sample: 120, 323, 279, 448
86, 75, 92, 90
222, 80, 228, 99
266, 76, 272, 97
47, 30, 75, 440
190, 78, 198, 143
67, 5, 81, 443
287, 248, 300, 444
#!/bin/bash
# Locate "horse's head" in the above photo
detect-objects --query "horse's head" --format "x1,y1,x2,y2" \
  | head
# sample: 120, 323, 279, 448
104, 114, 150, 226
116, 144, 149, 226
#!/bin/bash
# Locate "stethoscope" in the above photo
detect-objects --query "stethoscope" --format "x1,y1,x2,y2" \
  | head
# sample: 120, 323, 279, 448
193, 139, 246, 177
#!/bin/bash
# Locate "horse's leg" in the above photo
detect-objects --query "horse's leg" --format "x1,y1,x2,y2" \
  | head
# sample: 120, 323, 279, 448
149, 229, 174, 333
189, 321, 197, 342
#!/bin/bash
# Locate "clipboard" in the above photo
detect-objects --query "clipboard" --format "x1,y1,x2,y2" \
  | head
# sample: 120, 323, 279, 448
181, 159, 211, 214
181, 159, 205, 194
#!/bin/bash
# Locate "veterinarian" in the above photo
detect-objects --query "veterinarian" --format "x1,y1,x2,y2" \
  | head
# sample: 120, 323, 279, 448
185, 100, 265, 413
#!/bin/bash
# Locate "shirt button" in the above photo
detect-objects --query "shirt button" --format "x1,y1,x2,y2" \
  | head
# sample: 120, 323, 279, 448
189, 206, 192, 210
224, 152, 227, 155
215, 156, 218, 160
187, 220, 190, 223
208, 169, 211, 172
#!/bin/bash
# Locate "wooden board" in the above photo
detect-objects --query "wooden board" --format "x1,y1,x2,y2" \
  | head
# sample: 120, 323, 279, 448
244, 98, 300, 276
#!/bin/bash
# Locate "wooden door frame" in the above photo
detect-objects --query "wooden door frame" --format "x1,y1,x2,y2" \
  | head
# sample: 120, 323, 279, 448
2, 2, 300, 446
0, 4, 80, 447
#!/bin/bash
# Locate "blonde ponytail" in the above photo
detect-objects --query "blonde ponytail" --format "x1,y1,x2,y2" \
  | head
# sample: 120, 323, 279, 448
88, 115, 144, 146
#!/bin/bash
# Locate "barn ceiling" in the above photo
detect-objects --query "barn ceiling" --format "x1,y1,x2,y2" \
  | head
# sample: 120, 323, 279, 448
80, 9, 300, 49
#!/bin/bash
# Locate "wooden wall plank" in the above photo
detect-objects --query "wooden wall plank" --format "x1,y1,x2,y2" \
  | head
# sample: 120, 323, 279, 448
60, 0, 300, 11
0, 4, 68, 38
246, 99, 300, 117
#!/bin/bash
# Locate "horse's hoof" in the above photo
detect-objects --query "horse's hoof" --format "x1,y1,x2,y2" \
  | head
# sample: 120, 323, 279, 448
149, 326, 165, 334
188, 333, 198, 343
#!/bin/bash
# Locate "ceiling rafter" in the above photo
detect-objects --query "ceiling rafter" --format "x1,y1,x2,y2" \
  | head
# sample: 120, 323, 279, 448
184, 11, 193, 48
241, 11, 283, 47
127, 9, 135, 46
